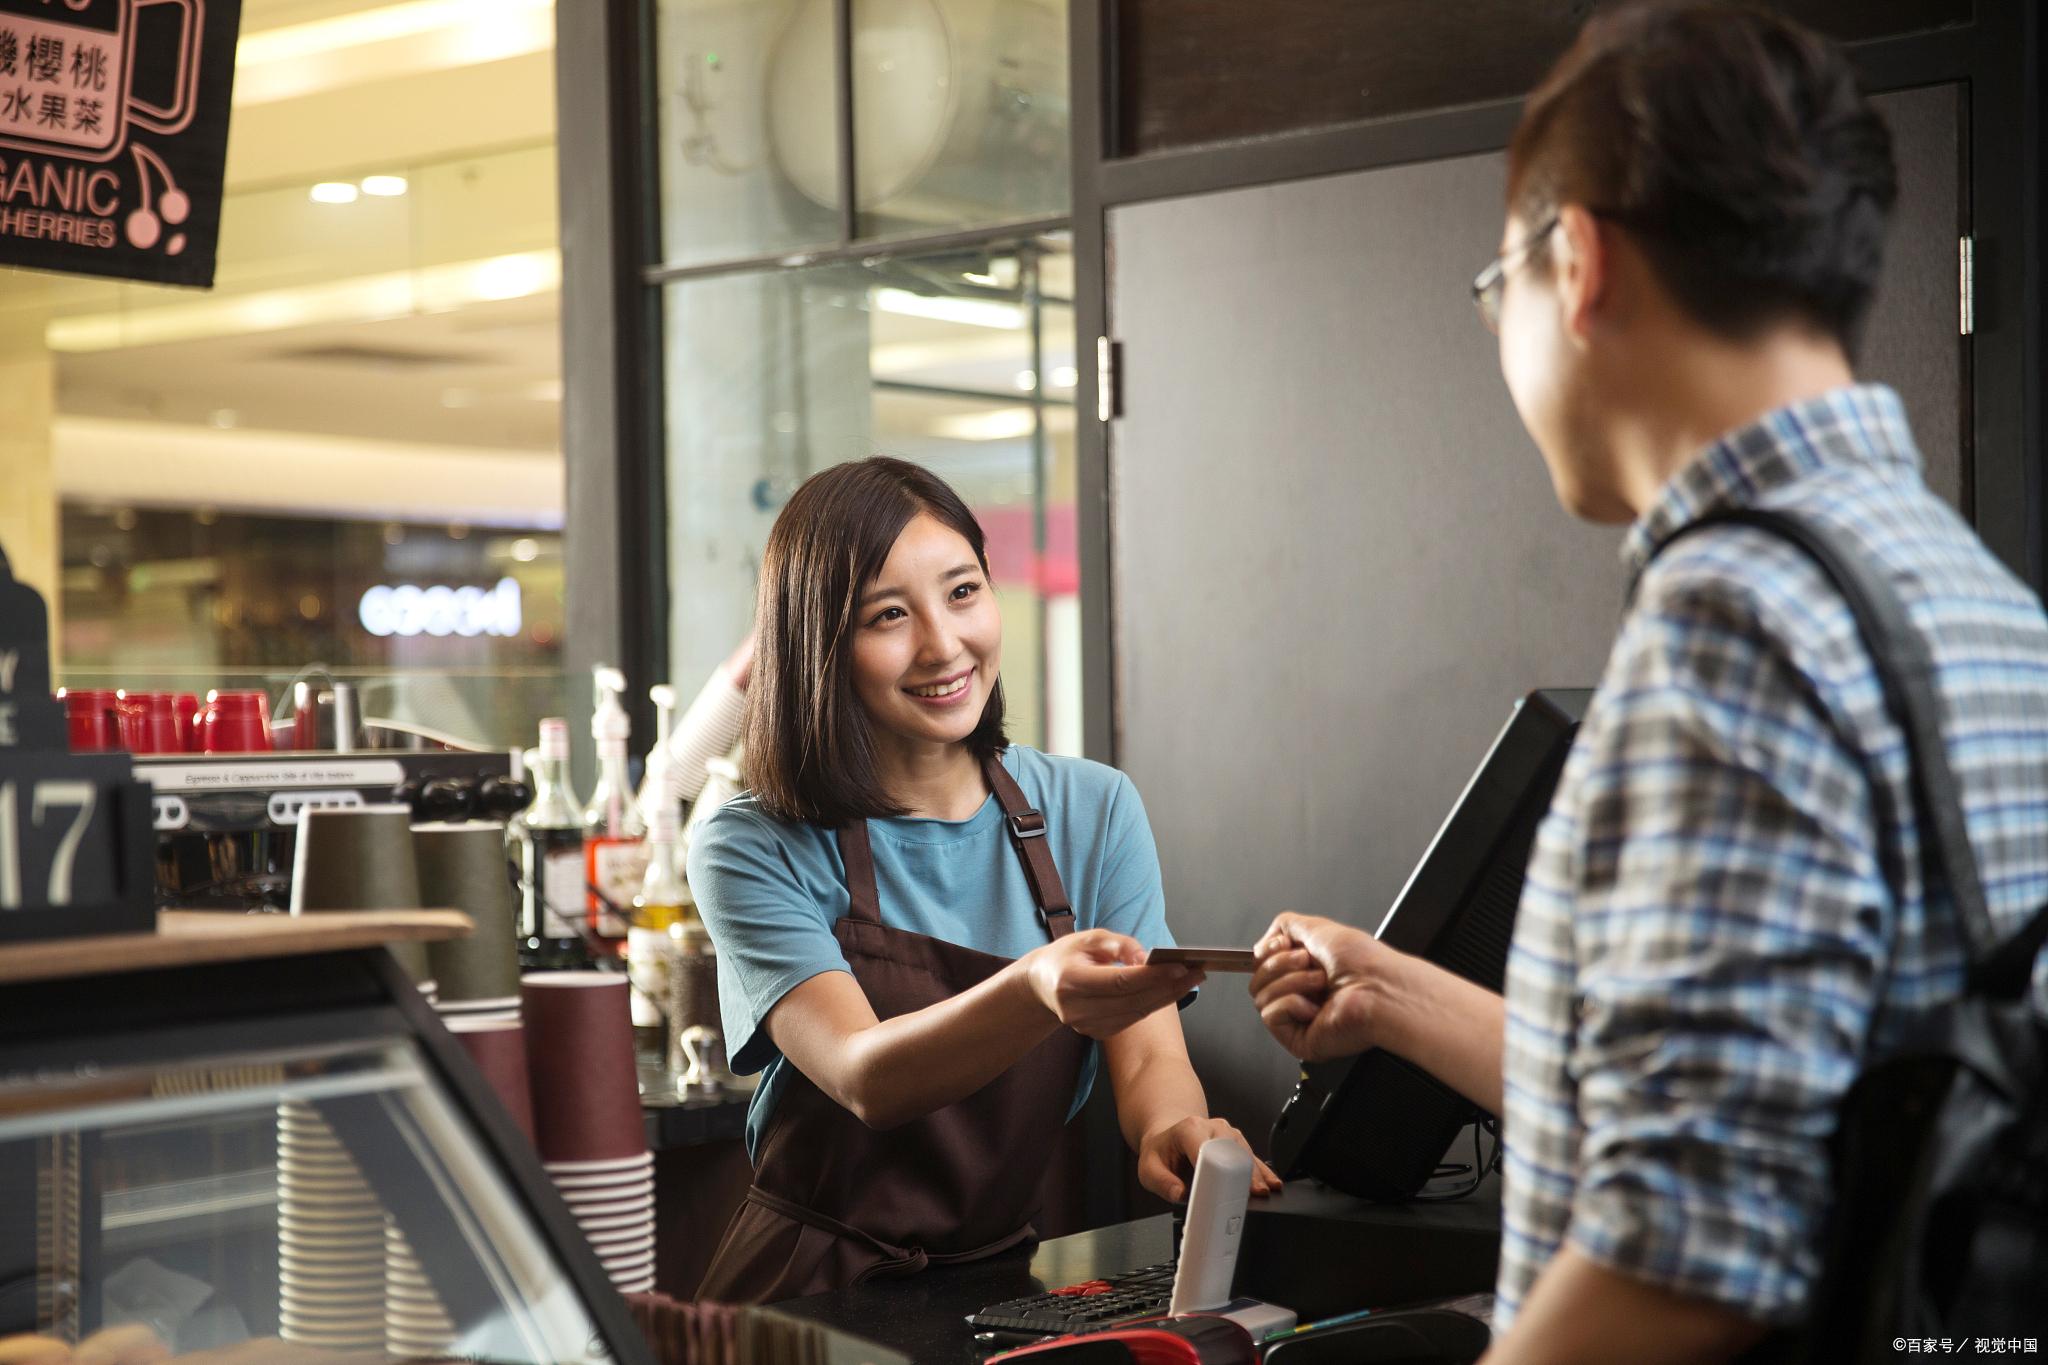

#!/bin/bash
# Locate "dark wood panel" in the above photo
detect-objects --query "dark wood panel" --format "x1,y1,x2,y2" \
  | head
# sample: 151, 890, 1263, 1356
1115, 0, 1972, 158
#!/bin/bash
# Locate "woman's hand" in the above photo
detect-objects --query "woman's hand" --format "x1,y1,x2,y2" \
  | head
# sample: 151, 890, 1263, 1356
1250, 912, 1398, 1062
1024, 929, 1202, 1039
1136, 1115, 1283, 1202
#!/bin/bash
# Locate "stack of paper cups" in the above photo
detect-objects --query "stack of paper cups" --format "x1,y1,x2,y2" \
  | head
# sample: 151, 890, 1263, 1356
276, 1102, 385, 1350
522, 972, 656, 1293
418, 822, 523, 1026
385, 1222, 456, 1359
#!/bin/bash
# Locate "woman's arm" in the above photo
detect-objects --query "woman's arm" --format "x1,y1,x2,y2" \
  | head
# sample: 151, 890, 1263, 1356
1104, 1008, 1283, 1200
765, 929, 1201, 1130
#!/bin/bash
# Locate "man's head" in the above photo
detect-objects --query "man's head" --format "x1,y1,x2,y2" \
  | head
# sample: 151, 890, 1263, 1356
1492, 1, 1897, 521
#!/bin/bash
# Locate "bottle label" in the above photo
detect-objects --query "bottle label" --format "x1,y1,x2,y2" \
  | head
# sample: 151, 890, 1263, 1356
540, 846, 585, 939
587, 838, 650, 938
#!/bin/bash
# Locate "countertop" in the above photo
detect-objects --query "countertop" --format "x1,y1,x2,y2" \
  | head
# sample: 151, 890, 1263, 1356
765, 1174, 1503, 1364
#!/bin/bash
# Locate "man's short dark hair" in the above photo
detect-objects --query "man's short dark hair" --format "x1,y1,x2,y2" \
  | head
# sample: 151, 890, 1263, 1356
1508, 0, 1897, 357
746, 456, 1007, 827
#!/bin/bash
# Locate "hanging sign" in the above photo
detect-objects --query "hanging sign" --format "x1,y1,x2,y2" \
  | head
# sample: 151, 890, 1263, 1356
0, 542, 156, 943
0, 0, 243, 286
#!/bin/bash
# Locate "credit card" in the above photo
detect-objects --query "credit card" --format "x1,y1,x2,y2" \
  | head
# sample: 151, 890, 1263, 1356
1146, 946, 1257, 972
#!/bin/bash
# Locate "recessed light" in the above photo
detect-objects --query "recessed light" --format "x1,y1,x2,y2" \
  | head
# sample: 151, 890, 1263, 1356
359, 175, 408, 197
511, 538, 540, 562
1052, 365, 1079, 388
1014, 370, 1038, 392
310, 182, 358, 204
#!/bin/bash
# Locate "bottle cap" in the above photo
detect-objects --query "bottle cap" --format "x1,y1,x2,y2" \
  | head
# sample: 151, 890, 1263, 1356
592, 665, 631, 743
538, 717, 569, 760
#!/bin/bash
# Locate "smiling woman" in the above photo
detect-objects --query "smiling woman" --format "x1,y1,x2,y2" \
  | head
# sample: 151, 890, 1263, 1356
685, 456, 1278, 1304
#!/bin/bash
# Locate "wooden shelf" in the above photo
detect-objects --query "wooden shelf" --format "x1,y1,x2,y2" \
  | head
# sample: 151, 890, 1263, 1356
0, 910, 472, 986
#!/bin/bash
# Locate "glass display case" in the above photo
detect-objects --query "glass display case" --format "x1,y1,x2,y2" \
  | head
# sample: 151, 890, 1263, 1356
0, 939, 650, 1365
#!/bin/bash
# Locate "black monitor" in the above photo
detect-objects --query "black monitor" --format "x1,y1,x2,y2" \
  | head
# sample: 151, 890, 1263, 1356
1268, 687, 1592, 1201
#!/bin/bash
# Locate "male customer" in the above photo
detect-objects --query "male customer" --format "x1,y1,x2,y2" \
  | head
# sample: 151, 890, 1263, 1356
1250, 4, 2048, 1362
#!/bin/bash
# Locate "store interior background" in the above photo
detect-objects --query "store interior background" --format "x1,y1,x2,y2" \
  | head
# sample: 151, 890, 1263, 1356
2, 0, 1081, 759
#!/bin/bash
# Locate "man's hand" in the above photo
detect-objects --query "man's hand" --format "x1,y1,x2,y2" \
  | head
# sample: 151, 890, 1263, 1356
1249, 912, 1395, 1061
1136, 1114, 1283, 1202
1026, 929, 1204, 1039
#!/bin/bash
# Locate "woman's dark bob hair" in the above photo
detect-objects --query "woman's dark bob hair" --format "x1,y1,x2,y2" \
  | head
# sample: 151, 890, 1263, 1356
746, 456, 1006, 826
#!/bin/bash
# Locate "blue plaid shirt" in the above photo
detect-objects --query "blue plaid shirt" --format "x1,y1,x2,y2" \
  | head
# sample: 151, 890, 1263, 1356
1497, 384, 2048, 1327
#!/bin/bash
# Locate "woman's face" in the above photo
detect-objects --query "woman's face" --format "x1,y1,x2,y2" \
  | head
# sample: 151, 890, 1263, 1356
850, 512, 1002, 754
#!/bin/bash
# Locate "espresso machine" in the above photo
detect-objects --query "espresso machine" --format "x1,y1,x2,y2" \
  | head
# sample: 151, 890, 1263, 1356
141, 748, 524, 912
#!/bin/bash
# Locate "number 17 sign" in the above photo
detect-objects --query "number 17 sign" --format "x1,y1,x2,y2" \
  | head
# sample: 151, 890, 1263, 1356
0, 540, 155, 943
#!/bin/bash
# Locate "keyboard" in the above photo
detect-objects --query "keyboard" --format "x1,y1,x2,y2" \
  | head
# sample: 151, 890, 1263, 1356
966, 1258, 1179, 1336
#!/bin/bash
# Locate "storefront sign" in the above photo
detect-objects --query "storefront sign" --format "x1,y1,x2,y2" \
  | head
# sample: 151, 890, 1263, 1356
0, 0, 243, 286
358, 578, 524, 640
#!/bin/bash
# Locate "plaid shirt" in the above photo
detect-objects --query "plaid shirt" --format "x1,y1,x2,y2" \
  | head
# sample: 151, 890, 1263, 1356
1496, 384, 2048, 1328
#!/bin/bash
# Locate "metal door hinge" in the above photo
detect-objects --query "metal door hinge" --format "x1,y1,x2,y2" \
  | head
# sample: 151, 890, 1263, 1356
1096, 335, 1120, 422
1959, 236, 1975, 336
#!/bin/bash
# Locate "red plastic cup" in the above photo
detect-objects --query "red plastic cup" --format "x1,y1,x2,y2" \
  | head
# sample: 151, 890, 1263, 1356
194, 689, 273, 753
172, 693, 200, 753
115, 691, 183, 755
57, 688, 119, 752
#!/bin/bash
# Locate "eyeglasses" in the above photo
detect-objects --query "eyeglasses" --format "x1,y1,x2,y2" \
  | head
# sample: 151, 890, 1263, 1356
1471, 215, 1559, 333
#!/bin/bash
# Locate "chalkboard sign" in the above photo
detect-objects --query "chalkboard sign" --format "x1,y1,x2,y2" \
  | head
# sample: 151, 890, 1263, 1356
0, 0, 245, 286
0, 543, 154, 942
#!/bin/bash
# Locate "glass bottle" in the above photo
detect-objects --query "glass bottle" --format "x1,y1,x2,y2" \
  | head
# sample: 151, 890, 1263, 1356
627, 804, 694, 1058
583, 733, 648, 959
520, 717, 589, 971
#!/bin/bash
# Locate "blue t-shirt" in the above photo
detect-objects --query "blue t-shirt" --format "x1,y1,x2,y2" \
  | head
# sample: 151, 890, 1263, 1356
687, 745, 1177, 1158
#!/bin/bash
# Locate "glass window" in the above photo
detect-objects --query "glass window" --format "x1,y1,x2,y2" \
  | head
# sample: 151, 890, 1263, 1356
655, 0, 842, 270
0, 1034, 615, 1360
58, 507, 568, 751
662, 237, 1081, 754
852, 0, 1070, 239
653, 0, 1071, 268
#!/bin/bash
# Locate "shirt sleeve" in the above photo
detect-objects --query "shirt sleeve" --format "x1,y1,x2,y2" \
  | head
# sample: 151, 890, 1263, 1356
1560, 562, 1892, 1321
1091, 771, 1177, 949
661, 665, 747, 805
687, 806, 852, 1077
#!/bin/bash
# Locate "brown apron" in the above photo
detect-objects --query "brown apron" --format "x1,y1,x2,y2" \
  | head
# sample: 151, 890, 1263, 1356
695, 753, 1093, 1304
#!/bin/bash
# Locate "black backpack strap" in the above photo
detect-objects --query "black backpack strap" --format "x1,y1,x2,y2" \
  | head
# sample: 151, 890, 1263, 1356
1641, 508, 2043, 999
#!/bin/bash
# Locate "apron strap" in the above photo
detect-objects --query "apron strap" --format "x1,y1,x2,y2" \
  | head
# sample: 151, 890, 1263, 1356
836, 820, 884, 925
833, 751, 1075, 940
982, 752, 1075, 938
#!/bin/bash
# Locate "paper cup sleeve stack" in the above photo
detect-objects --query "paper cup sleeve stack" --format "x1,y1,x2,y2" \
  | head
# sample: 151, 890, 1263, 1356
523, 972, 657, 1294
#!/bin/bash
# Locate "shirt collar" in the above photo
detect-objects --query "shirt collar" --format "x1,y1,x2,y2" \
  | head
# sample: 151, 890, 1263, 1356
1621, 383, 1922, 573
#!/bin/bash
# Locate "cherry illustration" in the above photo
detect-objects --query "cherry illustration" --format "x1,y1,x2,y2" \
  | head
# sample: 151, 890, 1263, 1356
126, 208, 161, 250
161, 190, 191, 225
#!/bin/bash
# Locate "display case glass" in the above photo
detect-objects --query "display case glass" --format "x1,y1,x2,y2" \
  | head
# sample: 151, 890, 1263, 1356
0, 975, 638, 1364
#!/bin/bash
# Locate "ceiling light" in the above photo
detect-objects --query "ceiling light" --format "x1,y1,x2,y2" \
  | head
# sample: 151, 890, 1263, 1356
1014, 370, 1038, 392
1052, 365, 1079, 388
933, 408, 1036, 442
873, 288, 1025, 330
510, 538, 540, 562
360, 175, 409, 197
234, 0, 555, 107
310, 182, 358, 204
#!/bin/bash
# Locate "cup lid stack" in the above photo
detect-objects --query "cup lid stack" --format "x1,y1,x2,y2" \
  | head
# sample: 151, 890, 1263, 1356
276, 1101, 385, 1351
523, 972, 656, 1294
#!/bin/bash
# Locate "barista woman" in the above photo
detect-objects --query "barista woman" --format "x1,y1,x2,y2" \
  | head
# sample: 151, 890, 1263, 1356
691, 457, 1274, 1303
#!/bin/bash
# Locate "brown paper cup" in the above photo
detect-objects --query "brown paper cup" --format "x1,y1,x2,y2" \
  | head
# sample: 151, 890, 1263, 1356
292, 805, 431, 981
520, 972, 646, 1163
444, 1016, 537, 1145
